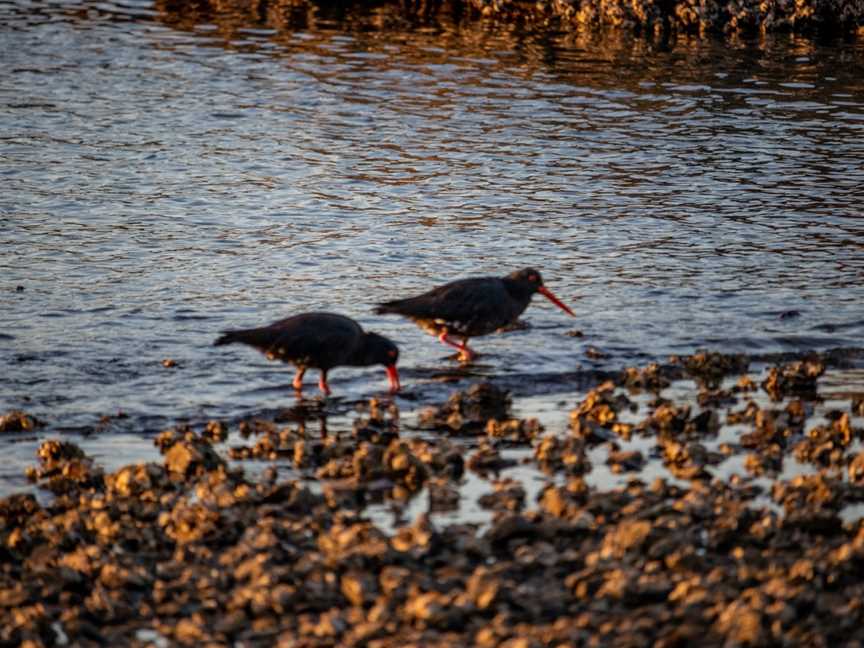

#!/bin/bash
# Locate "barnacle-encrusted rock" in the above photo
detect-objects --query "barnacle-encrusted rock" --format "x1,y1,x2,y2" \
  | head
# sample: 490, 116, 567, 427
163, 437, 225, 477
606, 447, 646, 473
569, 381, 634, 443
600, 519, 653, 559
418, 383, 511, 434
673, 351, 749, 388
697, 386, 738, 408
427, 477, 461, 512
391, 514, 439, 556
477, 479, 526, 511
5, 349, 864, 645
744, 447, 783, 476
793, 412, 857, 467
36, 439, 85, 466
156, 0, 864, 44
534, 436, 591, 474
0, 493, 40, 527
203, 419, 228, 442
715, 596, 765, 646
762, 359, 825, 400
538, 478, 591, 519
105, 463, 172, 499
467, 441, 516, 474
620, 363, 675, 391
383, 440, 430, 491
0, 410, 41, 433
486, 417, 543, 444
772, 473, 844, 517
637, 402, 719, 439
29, 440, 104, 494
849, 450, 864, 484
660, 439, 723, 480
353, 398, 400, 444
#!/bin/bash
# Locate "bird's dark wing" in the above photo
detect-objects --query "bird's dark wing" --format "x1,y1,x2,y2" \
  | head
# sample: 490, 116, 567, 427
214, 327, 277, 349
267, 318, 362, 368
376, 278, 504, 323
216, 313, 364, 369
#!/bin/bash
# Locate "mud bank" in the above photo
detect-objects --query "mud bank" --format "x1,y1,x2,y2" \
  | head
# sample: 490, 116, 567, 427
3, 349, 864, 645
154, 0, 864, 40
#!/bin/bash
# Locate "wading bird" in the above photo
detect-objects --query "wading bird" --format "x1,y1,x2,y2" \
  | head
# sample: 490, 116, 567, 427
374, 268, 574, 361
215, 312, 400, 396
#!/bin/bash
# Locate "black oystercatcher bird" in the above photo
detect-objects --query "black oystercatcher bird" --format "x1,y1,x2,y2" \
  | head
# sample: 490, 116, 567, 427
214, 312, 400, 396
374, 268, 575, 361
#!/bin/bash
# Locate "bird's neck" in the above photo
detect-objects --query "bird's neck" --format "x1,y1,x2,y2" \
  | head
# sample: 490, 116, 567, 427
344, 335, 375, 367
503, 278, 536, 303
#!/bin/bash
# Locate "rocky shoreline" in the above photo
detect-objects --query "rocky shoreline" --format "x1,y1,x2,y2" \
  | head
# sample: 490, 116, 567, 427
153, 0, 864, 40
3, 349, 864, 645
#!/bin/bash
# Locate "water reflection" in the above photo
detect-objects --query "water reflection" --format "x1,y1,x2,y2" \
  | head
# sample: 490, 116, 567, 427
1, 0, 864, 453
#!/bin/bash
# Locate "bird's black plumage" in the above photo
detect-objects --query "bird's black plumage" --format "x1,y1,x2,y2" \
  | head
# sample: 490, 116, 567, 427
215, 312, 400, 395
375, 268, 574, 360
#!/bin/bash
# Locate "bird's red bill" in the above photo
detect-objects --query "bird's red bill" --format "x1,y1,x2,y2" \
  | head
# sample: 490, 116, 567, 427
385, 364, 401, 393
538, 286, 576, 317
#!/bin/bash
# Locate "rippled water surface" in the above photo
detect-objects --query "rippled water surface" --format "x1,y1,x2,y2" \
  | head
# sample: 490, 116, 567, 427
2, 0, 864, 495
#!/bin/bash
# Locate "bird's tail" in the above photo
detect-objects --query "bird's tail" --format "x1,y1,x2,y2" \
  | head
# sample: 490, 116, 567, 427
214, 327, 276, 349
373, 301, 405, 315
213, 331, 239, 346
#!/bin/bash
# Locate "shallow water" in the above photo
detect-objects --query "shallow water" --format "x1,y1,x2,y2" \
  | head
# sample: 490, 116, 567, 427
2, 0, 864, 496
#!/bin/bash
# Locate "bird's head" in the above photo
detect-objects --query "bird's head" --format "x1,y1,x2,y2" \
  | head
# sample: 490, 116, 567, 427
508, 267, 575, 317
361, 332, 401, 393
508, 267, 544, 287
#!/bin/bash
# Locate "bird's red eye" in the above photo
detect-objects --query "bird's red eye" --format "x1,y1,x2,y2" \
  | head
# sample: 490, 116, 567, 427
388, 350, 397, 357
529, 274, 538, 282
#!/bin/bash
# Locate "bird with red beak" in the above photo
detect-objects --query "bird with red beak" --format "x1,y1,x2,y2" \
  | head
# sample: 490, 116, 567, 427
374, 267, 575, 361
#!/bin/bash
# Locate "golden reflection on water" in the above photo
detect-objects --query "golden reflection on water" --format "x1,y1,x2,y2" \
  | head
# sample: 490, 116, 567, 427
147, 0, 864, 107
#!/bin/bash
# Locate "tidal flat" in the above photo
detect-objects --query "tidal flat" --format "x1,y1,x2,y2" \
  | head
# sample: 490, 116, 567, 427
4, 350, 864, 645
3, 0, 864, 644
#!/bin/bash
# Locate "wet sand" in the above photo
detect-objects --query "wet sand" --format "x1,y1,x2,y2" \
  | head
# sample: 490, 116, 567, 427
3, 349, 864, 646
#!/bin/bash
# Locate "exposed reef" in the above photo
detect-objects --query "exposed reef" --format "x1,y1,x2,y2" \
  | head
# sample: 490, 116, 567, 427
3, 349, 864, 645
154, 0, 864, 41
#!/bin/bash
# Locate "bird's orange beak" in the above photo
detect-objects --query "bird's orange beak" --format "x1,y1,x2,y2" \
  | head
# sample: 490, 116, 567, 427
538, 286, 576, 317
385, 364, 401, 393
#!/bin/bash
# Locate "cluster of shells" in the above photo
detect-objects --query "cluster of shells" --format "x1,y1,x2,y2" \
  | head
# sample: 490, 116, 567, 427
3, 350, 864, 645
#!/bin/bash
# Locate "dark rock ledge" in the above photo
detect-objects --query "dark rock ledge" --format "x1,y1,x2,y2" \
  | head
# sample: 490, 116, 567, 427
155, 0, 864, 40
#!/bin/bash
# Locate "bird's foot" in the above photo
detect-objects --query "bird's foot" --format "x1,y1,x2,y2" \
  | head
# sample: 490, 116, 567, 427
458, 348, 478, 363
439, 333, 477, 363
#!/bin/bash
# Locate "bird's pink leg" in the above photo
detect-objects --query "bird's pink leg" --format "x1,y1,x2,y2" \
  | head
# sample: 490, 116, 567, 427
318, 370, 332, 396
437, 332, 477, 361
293, 368, 305, 392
